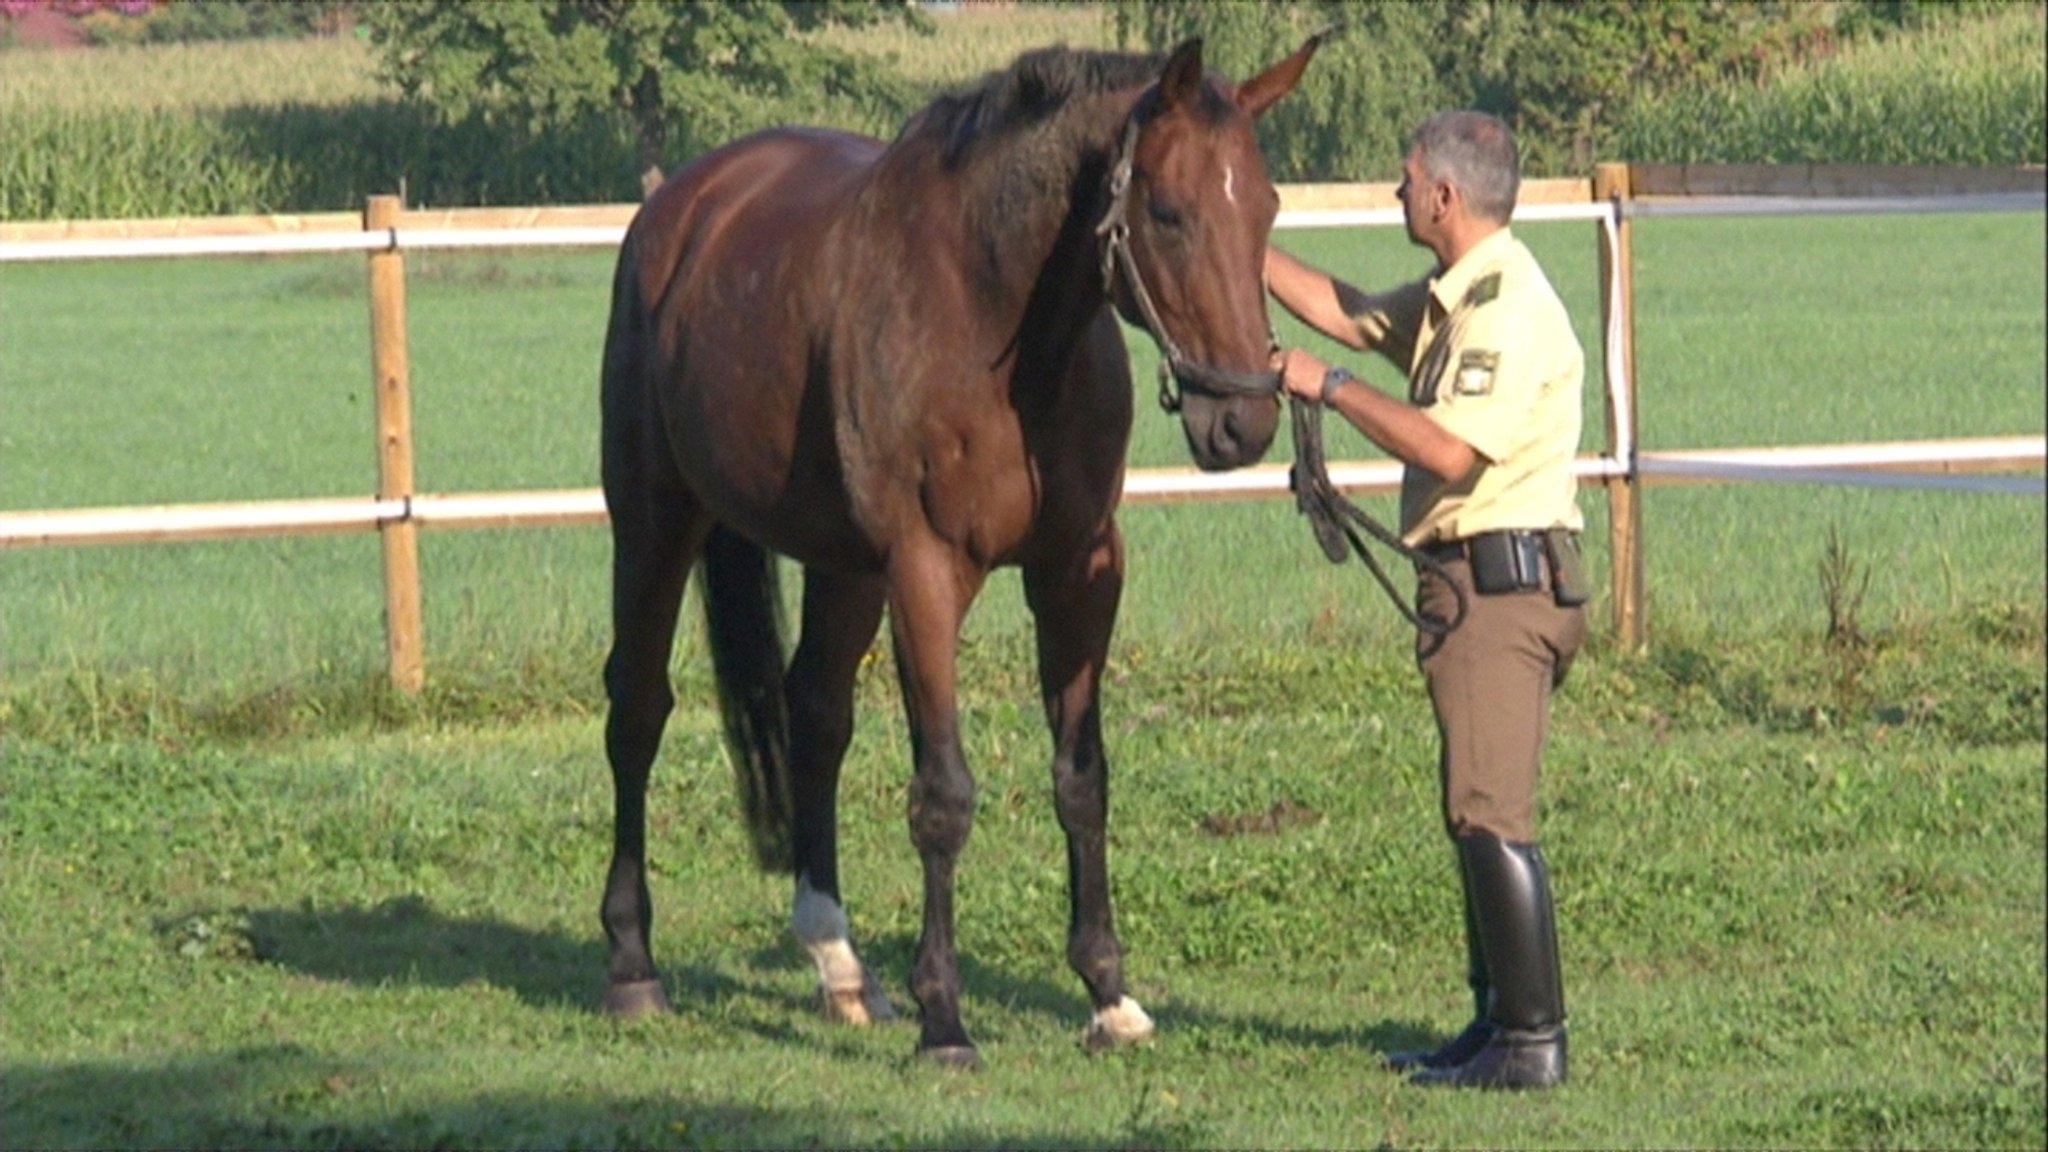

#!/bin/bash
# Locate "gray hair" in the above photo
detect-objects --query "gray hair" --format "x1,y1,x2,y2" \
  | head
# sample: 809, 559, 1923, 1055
1409, 111, 1520, 224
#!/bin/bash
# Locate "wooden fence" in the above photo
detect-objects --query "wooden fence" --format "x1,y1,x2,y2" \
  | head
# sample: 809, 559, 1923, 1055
3, 164, 2042, 689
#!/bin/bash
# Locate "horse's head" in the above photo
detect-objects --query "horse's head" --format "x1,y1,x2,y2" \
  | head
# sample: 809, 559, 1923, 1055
1100, 33, 1327, 472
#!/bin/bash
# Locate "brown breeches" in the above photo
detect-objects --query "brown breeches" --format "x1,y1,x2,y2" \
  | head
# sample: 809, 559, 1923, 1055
1415, 558, 1585, 843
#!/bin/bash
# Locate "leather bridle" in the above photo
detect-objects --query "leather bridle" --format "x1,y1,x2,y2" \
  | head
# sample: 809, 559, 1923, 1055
1093, 114, 1282, 414
1093, 109, 1465, 637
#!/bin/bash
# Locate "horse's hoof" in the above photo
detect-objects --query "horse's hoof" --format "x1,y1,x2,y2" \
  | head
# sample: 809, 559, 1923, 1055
917, 1044, 982, 1071
823, 977, 898, 1024
603, 979, 671, 1018
1083, 995, 1156, 1053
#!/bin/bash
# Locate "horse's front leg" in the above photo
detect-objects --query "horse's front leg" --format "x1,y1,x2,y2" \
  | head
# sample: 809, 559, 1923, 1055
785, 566, 894, 1024
888, 545, 985, 1067
1024, 521, 1153, 1051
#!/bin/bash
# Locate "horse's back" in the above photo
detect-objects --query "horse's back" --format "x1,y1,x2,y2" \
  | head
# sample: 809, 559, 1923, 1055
608, 127, 887, 569
629, 127, 881, 308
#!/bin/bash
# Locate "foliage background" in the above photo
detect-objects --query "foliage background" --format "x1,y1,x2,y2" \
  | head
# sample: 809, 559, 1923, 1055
1, 0, 2043, 220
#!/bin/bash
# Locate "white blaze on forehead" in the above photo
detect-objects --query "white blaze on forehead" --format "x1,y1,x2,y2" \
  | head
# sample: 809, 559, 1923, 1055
1223, 164, 1237, 205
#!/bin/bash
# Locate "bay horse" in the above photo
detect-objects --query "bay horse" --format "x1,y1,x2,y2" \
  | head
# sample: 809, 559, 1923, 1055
598, 35, 1325, 1067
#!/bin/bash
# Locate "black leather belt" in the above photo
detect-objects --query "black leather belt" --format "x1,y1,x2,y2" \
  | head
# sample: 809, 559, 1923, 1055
1418, 529, 1550, 564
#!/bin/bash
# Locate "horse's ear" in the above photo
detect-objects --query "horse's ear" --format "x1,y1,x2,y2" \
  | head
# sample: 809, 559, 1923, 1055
1159, 37, 1206, 110
1235, 25, 1338, 119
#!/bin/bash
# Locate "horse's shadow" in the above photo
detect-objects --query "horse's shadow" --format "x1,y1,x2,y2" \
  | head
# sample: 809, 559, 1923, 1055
842, 931, 1445, 1056
231, 894, 741, 1016
231, 895, 1442, 1058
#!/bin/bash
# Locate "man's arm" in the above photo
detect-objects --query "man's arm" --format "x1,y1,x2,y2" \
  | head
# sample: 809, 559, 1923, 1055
1265, 245, 1369, 350
1266, 245, 1428, 370
1274, 347, 1479, 484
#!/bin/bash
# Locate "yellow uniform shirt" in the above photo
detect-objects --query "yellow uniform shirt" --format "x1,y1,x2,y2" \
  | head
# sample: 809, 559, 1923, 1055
1345, 228, 1584, 545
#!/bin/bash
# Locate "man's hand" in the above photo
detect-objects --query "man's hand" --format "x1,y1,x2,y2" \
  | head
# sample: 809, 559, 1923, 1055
1272, 346, 1478, 482
1272, 346, 1333, 403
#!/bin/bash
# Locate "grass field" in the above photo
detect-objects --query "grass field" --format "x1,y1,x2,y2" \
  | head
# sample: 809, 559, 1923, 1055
0, 6, 1120, 114
2, 210, 2041, 694
3, 632, 2042, 1148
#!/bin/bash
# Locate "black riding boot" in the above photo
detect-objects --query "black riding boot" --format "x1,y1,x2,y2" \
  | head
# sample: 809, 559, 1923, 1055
1411, 833, 1567, 1090
1385, 854, 1492, 1071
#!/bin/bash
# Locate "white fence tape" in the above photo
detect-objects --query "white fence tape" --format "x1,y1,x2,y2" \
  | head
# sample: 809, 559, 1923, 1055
1627, 191, 2046, 219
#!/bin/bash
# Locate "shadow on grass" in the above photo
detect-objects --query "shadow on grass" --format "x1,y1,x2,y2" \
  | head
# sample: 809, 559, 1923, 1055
1, 1045, 1198, 1151
233, 895, 603, 1011
231, 896, 1437, 1064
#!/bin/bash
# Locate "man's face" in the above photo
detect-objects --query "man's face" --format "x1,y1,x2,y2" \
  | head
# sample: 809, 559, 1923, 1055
1395, 147, 1437, 250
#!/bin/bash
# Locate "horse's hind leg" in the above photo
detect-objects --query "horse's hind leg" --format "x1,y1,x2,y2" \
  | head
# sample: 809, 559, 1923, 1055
599, 469, 707, 1017
785, 566, 893, 1023
1024, 523, 1154, 1051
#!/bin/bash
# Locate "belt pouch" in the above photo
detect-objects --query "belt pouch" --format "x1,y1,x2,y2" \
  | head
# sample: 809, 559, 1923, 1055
1469, 531, 1544, 594
1545, 528, 1591, 607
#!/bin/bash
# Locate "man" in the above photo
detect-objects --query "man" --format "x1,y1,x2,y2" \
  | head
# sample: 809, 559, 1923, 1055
1265, 110, 1587, 1091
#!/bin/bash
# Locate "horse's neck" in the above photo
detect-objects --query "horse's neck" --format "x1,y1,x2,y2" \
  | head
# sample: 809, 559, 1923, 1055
953, 91, 1138, 348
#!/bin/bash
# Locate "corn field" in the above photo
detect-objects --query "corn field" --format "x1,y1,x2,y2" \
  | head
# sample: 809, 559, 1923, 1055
1, 3, 2041, 221
1612, 4, 2046, 166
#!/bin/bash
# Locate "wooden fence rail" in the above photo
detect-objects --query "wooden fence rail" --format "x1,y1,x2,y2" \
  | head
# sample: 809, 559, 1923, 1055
3, 166, 2043, 687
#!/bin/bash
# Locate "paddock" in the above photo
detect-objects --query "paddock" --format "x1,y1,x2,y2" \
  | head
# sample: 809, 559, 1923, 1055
6, 163, 2039, 691
1, 165, 2043, 1149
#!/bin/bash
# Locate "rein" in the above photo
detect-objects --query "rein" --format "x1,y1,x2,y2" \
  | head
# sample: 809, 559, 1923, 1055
1093, 116, 1283, 414
1287, 395, 1467, 637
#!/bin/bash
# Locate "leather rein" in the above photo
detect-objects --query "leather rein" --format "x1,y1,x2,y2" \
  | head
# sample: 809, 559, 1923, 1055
1092, 111, 1466, 638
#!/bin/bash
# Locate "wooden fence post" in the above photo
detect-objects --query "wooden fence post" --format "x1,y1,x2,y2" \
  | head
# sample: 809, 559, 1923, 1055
1593, 163, 1647, 652
365, 195, 425, 692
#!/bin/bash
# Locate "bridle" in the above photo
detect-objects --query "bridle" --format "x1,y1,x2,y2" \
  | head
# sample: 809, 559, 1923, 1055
1093, 114, 1282, 415
1093, 108, 1466, 638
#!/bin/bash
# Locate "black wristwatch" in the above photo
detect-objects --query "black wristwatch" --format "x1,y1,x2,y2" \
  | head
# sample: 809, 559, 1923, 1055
1320, 365, 1354, 406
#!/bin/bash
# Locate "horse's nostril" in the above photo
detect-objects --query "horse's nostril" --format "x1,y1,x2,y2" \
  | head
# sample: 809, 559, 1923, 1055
1218, 410, 1245, 454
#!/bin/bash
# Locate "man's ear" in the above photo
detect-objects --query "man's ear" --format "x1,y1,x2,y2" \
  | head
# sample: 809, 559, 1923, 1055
1432, 177, 1459, 222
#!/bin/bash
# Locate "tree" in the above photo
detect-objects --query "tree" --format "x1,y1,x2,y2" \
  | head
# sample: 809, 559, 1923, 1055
364, 0, 929, 198
1120, 0, 1846, 178
1114, 0, 1446, 181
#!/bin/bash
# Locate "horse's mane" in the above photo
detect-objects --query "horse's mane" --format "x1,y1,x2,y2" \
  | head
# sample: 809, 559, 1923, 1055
881, 46, 1168, 273
899, 46, 1165, 169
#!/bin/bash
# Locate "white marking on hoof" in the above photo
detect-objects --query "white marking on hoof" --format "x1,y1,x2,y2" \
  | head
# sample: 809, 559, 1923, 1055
823, 968, 898, 1025
793, 877, 895, 1024
1084, 995, 1155, 1051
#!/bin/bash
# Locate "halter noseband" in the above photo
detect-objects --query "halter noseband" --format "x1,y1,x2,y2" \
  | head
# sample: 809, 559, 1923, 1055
1093, 114, 1282, 414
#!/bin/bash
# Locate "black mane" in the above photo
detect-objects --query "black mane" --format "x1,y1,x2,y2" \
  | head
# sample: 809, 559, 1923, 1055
876, 46, 1166, 302
897, 45, 1166, 170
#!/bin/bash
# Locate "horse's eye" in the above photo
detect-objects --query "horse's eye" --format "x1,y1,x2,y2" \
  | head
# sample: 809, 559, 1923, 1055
1146, 198, 1185, 229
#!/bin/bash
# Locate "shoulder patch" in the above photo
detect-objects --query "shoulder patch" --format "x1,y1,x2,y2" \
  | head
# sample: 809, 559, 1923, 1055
1454, 349, 1500, 396
1464, 272, 1501, 308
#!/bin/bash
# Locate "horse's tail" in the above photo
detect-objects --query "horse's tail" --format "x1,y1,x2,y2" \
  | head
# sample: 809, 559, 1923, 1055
698, 525, 796, 873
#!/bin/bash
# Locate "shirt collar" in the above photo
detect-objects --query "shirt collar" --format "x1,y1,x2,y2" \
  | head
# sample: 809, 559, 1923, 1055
1428, 226, 1517, 313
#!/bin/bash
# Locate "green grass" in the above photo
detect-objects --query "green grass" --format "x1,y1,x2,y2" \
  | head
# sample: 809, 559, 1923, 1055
3, 632, 2042, 1148
2, 235, 2041, 1148
1, 212, 2041, 699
